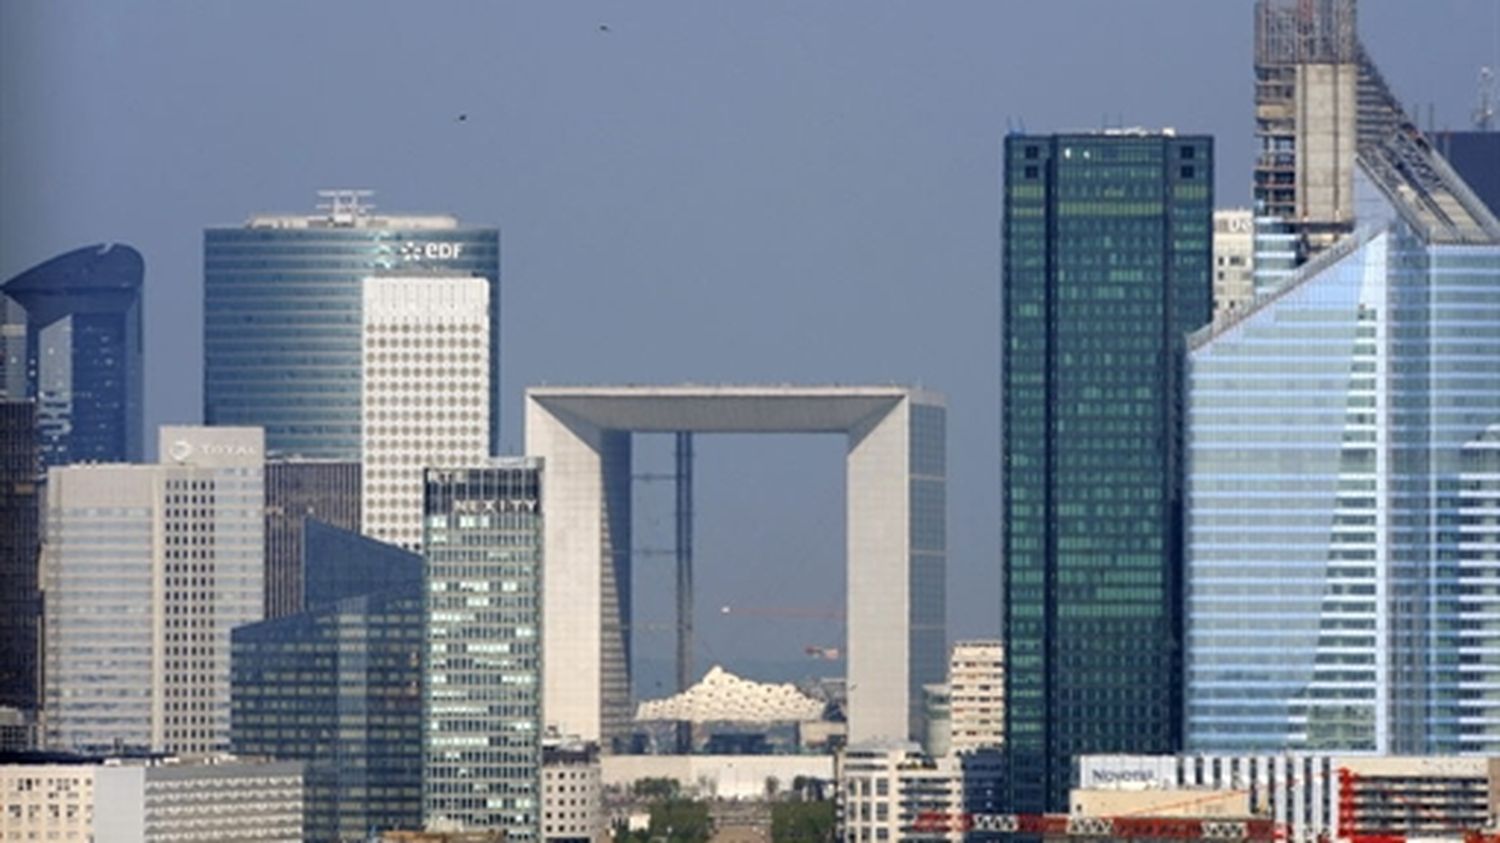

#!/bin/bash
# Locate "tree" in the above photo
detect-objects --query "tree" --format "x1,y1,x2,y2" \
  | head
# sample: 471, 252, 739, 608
632, 777, 682, 801
649, 798, 712, 843
771, 800, 836, 843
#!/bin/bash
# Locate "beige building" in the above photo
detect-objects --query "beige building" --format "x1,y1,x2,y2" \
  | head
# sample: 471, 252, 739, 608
360, 275, 491, 551
543, 739, 606, 843
0, 755, 302, 843
836, 743, 1002, 843
947, 641, 1003, 754
1212, 209, 1256, 321
42, 426, 264, 755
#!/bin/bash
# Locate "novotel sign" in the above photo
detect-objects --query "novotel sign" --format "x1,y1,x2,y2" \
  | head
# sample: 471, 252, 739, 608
399, 241, 465, 261
1085, 767, 1169, 786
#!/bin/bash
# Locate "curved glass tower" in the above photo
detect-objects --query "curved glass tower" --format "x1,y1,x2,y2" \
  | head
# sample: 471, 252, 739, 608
204, 191, 500, 460
1, 243, 144, 469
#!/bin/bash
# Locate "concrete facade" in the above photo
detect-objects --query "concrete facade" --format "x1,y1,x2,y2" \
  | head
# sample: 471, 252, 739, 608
600, 755, 833, 802
947, 641, 1003, 755
361, 275, 490, 551
523, 385, 946, 748
41, 427, 264, 755
1212, 209, 1256, 321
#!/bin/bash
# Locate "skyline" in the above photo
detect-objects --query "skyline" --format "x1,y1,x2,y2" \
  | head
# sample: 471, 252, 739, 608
2, 0, 1498, 659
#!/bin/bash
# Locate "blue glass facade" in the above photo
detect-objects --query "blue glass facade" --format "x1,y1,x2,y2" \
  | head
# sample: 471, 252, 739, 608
1, 244, 143, 469
231, 520, 423, 842
204, 209, 499, 460
1186, 166, 1500, 754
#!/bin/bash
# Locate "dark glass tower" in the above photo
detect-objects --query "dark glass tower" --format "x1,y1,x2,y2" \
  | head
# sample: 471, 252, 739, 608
264, 460, 361, 619
204, 190, 500, 461
1000, 132, 1213, 811
1, 244, 144, 469
232, 520, 423, 841
0, 400, 40, 712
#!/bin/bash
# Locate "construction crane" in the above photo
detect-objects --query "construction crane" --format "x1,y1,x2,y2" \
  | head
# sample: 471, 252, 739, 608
719, 604, 844, 621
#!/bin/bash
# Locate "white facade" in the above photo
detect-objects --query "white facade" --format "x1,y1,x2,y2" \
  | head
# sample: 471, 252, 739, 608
524, 385, 946, 748
837, 744, 967, 843
1212, 209, 1256, 321
947, 641, 1003, 754
1078, 754, 1500, 843
361, 276, 490, 550
42, 427, 264, 755
0, 756, 301, 843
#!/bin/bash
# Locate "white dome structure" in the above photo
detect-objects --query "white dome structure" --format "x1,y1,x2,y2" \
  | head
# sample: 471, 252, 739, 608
635, 665, 825, 724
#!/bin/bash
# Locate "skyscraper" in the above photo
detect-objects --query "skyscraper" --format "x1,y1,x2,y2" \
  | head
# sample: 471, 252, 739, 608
1212, 209, 1256, 322
423, 460, 543, 839
0, 243, 144, 470
0, 400, 40, 713
1000, 131, 1213, 811
361, 275, 491, 551
42, 426, 264, 754
1186, 38, 1500, 755
203, 190, 500, 461
264, 460, 361, 619
233, 520, 423, 842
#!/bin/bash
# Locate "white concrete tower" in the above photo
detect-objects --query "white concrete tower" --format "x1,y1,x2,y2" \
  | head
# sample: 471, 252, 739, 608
361, 275, 490, 550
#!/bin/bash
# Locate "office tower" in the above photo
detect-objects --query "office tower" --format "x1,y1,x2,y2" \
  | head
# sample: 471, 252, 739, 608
233, 521, 423, 842
204, 190, 500, 461
361, 276, 491, 551
541, 737, 605, 843
1212, 209, 1256, 321
41, 426, 263, 754
947, 641, 1004, 755
423, 460, 543, 838
0, 244, 143, 469
264, 460, 361, 618
1185, 78, 1500, 752
1432, 130, 1500, 219
1001, 131, 1213, 810
0, 401, 40, 713
0, 296, 25, 398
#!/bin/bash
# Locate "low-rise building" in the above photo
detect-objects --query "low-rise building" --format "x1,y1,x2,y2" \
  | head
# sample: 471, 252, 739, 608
947, 642, 1002, 754
1078, 754, 1500, 842
543, 738, 605, 843
836, 743, 1001, 843
0, 753, 303, 843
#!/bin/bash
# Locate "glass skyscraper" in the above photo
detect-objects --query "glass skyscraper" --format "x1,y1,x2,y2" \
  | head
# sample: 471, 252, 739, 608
232, 520, 423, 842
1001, 131, 1213, 811
264, 460, 361, 619
1186, 148, 1500, 755
0, 400, 40, 713
203, 190, 500, 461
423, 459, 543, 839
1, 243, 144, 469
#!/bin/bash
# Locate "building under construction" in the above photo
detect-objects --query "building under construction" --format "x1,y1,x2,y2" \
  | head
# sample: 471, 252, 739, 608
1253, 0, 1494, 265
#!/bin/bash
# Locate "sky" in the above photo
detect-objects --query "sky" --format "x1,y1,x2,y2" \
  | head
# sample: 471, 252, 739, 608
2, 0, 1498, 686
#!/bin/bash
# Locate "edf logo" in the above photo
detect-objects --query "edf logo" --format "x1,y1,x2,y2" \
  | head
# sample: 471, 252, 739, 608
399, 242, 465, 261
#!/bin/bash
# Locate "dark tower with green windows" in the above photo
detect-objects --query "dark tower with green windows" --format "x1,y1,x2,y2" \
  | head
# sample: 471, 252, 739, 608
1001, 132, 1213, 812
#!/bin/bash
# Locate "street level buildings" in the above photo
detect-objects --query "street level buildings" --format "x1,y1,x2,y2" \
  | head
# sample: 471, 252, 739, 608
0, 244, 144, 470
423, 460, 544, 839
0, 754, 304, 843
836, 743, 1003, 843
1001, 131, 1213, 811
362, 275, 491, 551
541, 737, 605, 843
1078, 754, 1500, 843
203, 190, 500, 461
1185, 15, 1500, 756
41, 427, 264, 755
263, 459, 361, 619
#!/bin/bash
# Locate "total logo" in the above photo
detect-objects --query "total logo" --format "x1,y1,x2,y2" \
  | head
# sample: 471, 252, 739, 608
168, 439, 259, 464
399, 241, 465, 261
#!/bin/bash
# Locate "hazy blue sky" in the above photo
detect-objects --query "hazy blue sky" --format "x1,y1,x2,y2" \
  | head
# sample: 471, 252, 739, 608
3, 1, 1497, 684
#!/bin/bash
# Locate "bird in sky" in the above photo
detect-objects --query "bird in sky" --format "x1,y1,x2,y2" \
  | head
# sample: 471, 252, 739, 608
456, 114, 468, 123
598, 23, 610, 33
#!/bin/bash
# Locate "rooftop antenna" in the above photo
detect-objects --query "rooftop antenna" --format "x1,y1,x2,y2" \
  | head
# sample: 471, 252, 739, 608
1475, 66, 1496, 131
315, 189, 376, 225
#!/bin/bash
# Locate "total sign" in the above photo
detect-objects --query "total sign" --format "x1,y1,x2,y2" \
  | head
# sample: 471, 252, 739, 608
399, 241, 465, 261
